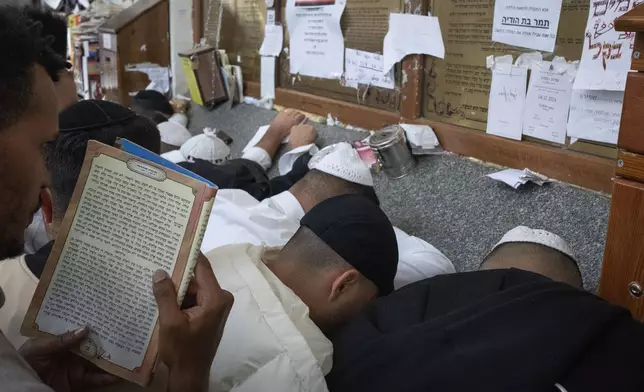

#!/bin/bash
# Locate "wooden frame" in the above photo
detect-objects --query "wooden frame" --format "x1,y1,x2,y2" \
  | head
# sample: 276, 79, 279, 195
193, 2, 615, 194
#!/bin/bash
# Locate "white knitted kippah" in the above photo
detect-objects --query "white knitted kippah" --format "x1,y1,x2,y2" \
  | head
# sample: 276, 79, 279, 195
158, 120, 192, 147
493, 226, 576, 261
308, 142, 374, 186
180, 127, 231, 164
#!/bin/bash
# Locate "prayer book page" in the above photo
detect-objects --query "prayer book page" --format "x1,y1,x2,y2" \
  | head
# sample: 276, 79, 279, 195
22, 140, 216, 386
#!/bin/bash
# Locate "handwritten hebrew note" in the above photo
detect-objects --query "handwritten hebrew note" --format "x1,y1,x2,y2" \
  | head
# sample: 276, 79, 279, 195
567, 89, 625, 144
344, 48, 394, 89
522, 61, 576, 144
486, 60, 528, 141
574, 0, 642, 91
492, 0, 564, 52
35, 155, 195, 370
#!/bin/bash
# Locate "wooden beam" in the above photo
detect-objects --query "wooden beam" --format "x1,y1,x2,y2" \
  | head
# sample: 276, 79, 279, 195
397, 0, 425, 119
599, 178, 644, 321
192, 0, 203, 44
246, 82, 615, 193
399, 55, 423, 119
617, 150, 644, 182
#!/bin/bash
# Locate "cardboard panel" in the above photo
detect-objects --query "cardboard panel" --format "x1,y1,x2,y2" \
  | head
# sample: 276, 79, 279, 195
202, 0, 268, 82
423, 0, 589, 130
278, 0, 412, 112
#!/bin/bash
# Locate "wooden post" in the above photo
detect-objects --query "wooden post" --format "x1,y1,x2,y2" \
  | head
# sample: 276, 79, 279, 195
599, 4, 644, 320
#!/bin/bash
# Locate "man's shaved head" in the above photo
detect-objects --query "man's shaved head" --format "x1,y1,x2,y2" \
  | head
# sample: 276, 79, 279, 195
481, 242, 583, 289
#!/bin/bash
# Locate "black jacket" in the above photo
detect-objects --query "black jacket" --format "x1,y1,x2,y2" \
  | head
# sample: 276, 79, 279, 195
327, 269, 644, 392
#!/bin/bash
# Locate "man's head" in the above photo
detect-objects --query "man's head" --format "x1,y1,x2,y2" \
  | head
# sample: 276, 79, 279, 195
131, 90, 174, 119
41, 100, 161, 237
24, 7, 77, 111
290, 142, 379, 211
481, 226, 583, 289
0, 6, 64, 260
266, 194, 398, 333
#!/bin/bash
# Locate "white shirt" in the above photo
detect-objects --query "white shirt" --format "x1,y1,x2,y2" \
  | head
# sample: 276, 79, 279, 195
206, 244, 331, 392
0, 331, 52, 392
0, 255, 37, 350
202, 190, 455, 289
23, 210, 49, 255
201, 190, 302, 252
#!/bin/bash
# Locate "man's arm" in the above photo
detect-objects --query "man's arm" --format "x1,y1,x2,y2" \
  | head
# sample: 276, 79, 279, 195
153, 253, 234, 392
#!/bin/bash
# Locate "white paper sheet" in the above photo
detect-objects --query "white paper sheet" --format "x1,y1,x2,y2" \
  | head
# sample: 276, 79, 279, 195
102, 33, 112, 50
486, 56, 528, 141
487, 169, 527, 189
267, 9, 276, 25
126, 63, 170, 93
399, 124, 439, 149
573, 0, 639, 91
492, 0, 563, 52
261, 56, 276, 99
566, 89, 625, 144
286, 0, 346, 79
243, 125, 290, 153
487, 168, 550, 189
382, 13, 445, 73
344, 48, 394, 89
522, 60, 576, 144
259, 24, 284, 57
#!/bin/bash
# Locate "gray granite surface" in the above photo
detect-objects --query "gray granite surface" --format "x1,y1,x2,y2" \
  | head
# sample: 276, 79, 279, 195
189, 103, 611, 292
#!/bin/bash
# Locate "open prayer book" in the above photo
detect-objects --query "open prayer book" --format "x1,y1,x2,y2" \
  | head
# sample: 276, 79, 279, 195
21, 139, 217, 386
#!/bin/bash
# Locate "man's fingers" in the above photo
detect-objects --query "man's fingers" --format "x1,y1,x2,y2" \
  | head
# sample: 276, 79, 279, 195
283, 108, 306, 124
19, 326, 88, 357
192, 254, 234, 312
192, 254, 223, 306
152, 269, 184, 325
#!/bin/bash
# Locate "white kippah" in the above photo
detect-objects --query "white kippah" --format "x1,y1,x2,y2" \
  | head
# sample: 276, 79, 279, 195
493, 226, 576, 261
180, 127, 231, 164
158, 120, 192, 147
308, 142, 374, 186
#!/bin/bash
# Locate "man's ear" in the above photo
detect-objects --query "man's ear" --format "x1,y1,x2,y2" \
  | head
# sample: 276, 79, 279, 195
329, 269, 360, 302
40, 188, 54, 225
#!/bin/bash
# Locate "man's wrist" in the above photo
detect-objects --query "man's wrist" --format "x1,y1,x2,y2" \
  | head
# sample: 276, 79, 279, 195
167, 364, 210, 392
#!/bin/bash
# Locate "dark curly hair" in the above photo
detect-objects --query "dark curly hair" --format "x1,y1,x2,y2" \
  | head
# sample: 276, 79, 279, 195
24, 7, 69, 60
0, 6, 67, 131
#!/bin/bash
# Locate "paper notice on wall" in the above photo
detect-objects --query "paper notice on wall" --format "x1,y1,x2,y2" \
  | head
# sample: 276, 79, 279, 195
259, 24, 284, 57
267, 10, 276, 25
522, 60, 576, 144
344, 48, 394, 89
492, 0, 563, 52
261, 56, 276, 98
286, 0, 346, 79
567, 89, 624, 144
383, 13, 445, 73
573, 0, 641, 91
125, 63, 170, 93
486, 56, 528, 141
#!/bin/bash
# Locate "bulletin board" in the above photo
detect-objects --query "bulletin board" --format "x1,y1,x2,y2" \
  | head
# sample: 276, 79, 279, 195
278, 0, 416, 112
202, 0, 267, 82
423, 0, 588, 130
